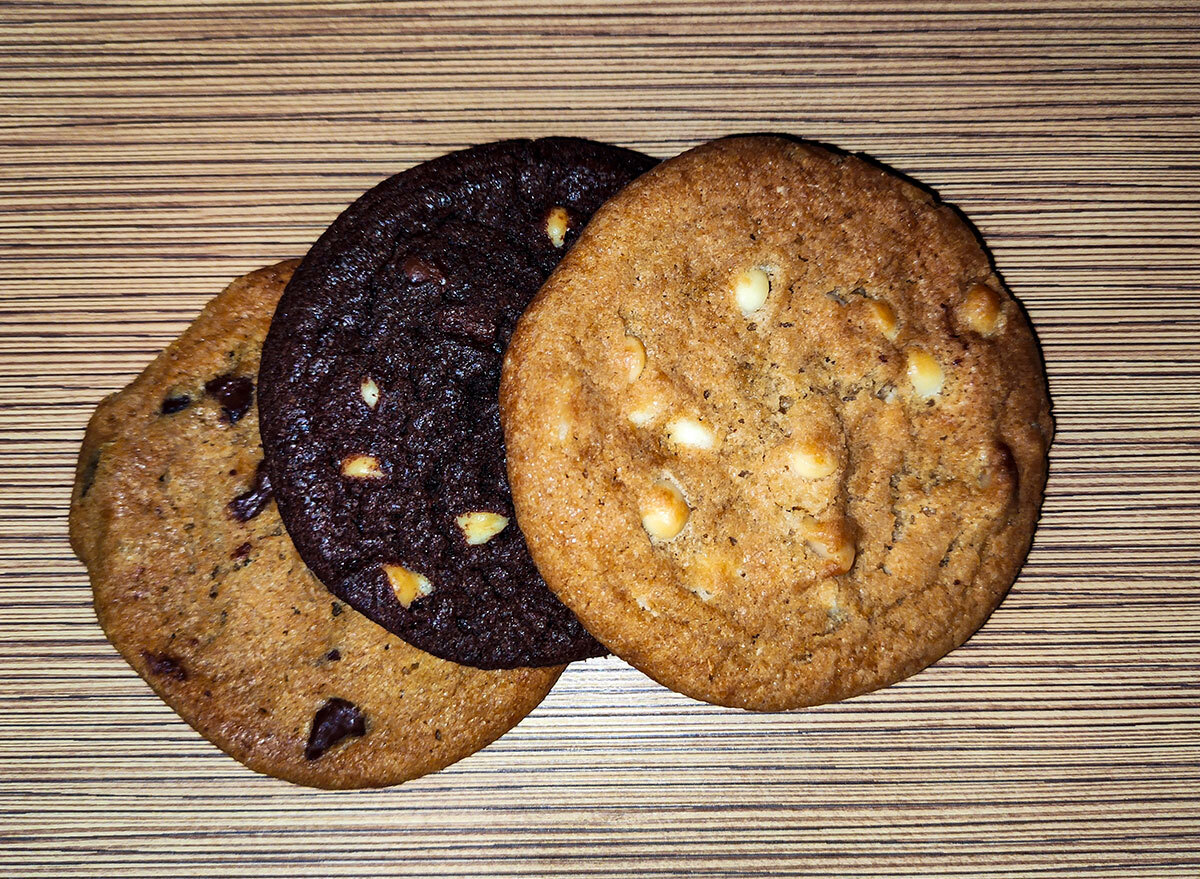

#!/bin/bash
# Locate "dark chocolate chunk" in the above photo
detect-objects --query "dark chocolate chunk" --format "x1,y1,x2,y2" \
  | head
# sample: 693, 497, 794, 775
324, 648, 341, 662
231, 541, 252, 560
402, 254, 445, 285
259, 138, 654, 669
161, 394, 191, 415
205, 374, 253, 424
228, 460, 272, 522
142, 651, 188, 681
304, 697, 365, 760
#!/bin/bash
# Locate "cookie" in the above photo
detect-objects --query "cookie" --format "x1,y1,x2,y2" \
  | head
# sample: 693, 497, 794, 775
69, 262, 563, 788
500, 135, 1053, 711
258, 138, 655, 669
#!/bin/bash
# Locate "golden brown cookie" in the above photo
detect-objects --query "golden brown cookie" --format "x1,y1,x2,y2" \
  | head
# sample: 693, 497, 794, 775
501, 136, 1052, 712
70, 262, 562, 788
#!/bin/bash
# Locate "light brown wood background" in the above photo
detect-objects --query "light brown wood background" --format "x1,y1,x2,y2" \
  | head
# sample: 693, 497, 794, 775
1, 1, 1197, 876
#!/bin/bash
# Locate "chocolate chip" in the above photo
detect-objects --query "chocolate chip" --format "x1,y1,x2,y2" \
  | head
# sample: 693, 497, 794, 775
231, 541, 252, 560
304, 697, 366, 760
160, 393, 192, 415
204, 374, 253, 424
160, 394, 191, 415
228, 460, 272, 522
402, 254, 445, 285
142, 651, 187, 681
324, 648, 341, 662
331, 601, 343, 617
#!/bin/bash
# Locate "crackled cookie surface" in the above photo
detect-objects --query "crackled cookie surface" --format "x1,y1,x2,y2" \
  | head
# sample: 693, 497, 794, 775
501, 136, 1052, 711
70, 263, 562, 788
259, 138, 655, 669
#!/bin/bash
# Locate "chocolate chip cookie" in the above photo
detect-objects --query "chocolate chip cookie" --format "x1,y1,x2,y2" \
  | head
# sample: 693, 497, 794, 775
69, 262, 562, 788
258, 138, 655, 669
501, 135, 1053, 711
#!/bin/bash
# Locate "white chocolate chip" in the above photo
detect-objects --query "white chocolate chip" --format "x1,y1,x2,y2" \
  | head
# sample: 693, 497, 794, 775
766, 436, 839, 513
360, 376, 380, 409
960, 282, 1003, 336
455, 511, 509, 545
628, 397, 665, 427
799, 517, 856, 575
640, 479, 690, 541
815, 580, 839, 613
665, 416, 716, 450
546, 206, 569, 248
815, 580, 846, 628
686, 548, 737, 602
633, 593, 660, 616
822, 542, 855, 574
341, 454, 384, 479
550, 373, 580, 441
867, 299, 900, 340
621, 334, 646, 382
784, 440, 838, 479
383, 563, 432, 608
733, 268, 770, 316
906, 349, 945, 399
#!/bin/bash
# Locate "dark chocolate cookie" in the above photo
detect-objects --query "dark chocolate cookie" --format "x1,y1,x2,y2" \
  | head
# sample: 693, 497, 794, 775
69, 262, 563, 788
259, 138, 655, 669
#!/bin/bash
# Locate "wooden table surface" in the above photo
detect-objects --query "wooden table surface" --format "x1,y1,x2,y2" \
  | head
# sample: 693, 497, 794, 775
2, 2, 1198, 876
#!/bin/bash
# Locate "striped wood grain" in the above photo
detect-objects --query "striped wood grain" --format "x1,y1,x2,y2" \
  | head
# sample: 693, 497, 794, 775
0, 2, 1197, 877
